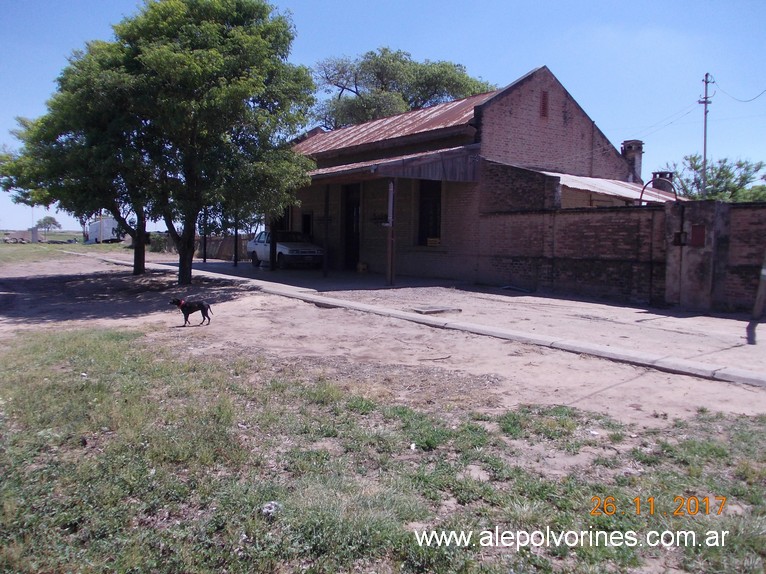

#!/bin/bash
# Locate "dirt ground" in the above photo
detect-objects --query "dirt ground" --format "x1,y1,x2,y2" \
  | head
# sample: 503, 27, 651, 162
2, 250, 764, 440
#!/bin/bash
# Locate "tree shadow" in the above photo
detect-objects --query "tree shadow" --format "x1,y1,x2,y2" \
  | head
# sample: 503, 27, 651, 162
0, 268, 249, 326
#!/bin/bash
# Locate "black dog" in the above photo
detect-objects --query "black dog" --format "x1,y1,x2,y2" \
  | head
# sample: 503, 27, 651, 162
171, 298, 213, 326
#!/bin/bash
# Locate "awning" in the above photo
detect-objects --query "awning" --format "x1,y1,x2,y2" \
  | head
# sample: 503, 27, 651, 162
541, 171, 678, 203
308, 145, 481, 183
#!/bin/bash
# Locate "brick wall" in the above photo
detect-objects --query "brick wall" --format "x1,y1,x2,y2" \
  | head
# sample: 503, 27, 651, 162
476, 206, 667, 303
194, 236, 249, 261
296, 179, 765, 311
478, 68, 635, 182
715, 203, 766, 310
479, 161, 559, 212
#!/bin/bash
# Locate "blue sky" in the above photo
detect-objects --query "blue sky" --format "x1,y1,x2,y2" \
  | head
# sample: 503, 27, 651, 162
1, 0, 764, 230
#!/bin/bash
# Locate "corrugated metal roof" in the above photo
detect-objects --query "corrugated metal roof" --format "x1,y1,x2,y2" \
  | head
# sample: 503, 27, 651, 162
293, 90, 500, 157
308, 146, 479, 181
542, 171, 678, 203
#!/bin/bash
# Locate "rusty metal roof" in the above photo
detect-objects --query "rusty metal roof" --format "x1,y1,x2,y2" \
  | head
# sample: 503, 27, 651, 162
293, 90, 500, 157
307, 145, 480, 182
542, 171, 679, 203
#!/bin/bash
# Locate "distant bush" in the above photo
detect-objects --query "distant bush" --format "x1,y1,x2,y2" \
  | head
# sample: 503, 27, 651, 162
148, 233, 175, 253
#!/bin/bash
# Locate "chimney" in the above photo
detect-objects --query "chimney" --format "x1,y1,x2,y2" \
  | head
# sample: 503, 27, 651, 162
621, 139, 644, 183
651, 171, 675, 194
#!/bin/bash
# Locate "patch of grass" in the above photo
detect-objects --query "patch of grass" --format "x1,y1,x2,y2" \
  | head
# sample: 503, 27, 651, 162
346, 394, 376, 415
299, 378, 344, 406
1, 329, 764, 573
498, 410, 525, 438
284, 448, 333, 475
497, 404, 599, 453
384, 405, 453, 451
453, 421, 491, 454
609, 431, 626, 443
0, 241, 128, 265
734, 461, 766, 486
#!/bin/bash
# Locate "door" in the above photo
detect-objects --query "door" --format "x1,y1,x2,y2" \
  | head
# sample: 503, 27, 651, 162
343, 184, 361, 270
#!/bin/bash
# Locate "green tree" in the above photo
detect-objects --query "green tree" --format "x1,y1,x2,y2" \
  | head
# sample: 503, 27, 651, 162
664, 154, 765, 201
36, 215, 61, 236
2, 0, 315, 284
114, 0, 314, 284
2, 40, 156, 274
740, 184, 766, 202
314, 47, 495, 128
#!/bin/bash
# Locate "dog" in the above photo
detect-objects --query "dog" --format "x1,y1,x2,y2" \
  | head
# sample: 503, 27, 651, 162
170, 298, 213, 326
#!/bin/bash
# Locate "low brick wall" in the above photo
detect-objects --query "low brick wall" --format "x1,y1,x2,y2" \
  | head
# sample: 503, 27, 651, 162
478, 206, 667, 304
194, 236, 250, 261
478, 201, 766, 311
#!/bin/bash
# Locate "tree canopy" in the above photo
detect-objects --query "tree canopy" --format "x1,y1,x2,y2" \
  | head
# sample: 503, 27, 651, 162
663, 154, 766, 202
313, 47, 495, 129
36, 216, 61, 234
2, 39, 158, 273
1, 0, 315, 284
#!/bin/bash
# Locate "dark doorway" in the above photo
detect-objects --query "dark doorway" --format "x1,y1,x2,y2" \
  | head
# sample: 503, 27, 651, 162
301, 212, 313, 240
418, 179, 442, 246
343, 184, 361, 270
271, 207, 291, 232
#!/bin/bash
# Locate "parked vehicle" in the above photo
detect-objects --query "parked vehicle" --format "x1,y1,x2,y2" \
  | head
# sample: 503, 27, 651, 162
247, 230, 324, 269
85, 217, 122, 244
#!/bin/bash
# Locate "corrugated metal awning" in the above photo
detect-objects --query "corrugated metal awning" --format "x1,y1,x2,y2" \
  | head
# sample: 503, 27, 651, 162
308, 145, 481, 182
541, 171, 678, 203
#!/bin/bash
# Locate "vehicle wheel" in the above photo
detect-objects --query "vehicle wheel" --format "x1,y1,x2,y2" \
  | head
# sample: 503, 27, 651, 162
251, 252, 259, 267
277, 253, 286, 269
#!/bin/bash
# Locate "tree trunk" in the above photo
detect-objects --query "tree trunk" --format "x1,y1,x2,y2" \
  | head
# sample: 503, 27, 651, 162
133, 236, 146, 275
132, 212, 147, 276
106, 203, 146, 275
177, 230, 196, 285
163, 209, 197, 286
269, 217, 277, 271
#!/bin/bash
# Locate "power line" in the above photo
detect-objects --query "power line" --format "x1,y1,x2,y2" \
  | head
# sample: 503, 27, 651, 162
633, 107, 696, 139
710, 74, 766, 103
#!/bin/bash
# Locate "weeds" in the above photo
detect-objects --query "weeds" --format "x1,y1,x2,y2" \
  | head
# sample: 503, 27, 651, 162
1, 329, 764, 573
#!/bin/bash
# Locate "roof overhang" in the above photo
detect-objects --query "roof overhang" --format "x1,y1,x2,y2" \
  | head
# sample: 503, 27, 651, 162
307, 145, 482, 184
540, 171, 679, 203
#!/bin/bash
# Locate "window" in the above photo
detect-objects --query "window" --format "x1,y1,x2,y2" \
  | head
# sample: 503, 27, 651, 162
540, 90, 549, 118
418, 180, 441, 246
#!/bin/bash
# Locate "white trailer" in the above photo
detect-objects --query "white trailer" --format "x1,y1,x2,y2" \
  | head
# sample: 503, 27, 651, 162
85, 217, 122, 244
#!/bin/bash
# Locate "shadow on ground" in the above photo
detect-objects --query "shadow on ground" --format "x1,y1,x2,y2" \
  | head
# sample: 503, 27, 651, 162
189, 259, 758, 323
0, 268, 250, 325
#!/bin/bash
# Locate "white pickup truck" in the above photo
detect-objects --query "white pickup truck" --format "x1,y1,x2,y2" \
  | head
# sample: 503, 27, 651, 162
247, 230, 324, 269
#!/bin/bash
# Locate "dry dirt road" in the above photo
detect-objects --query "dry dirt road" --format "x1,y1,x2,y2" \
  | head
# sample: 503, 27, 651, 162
2, 251, 764, 438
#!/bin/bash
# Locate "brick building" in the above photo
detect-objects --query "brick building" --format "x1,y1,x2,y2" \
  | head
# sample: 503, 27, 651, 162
286, 66, 679, 290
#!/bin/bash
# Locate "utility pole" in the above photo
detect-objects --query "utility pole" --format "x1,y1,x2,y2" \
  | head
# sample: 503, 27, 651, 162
698, 73, 713, 198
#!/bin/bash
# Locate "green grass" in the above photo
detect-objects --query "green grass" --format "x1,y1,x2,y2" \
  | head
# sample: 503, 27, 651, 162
0, 239, 129, 265
1, 328, 764, 573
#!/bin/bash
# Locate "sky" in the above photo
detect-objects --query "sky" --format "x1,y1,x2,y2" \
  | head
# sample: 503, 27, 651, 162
1, 0, 765, 231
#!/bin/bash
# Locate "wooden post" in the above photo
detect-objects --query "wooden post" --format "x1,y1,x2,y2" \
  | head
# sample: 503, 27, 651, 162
233, 209, 239, 267
385, 179, 396, 286
323, 184, 330, 277
202, 207, 208, 263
